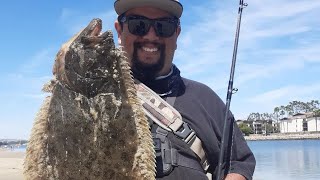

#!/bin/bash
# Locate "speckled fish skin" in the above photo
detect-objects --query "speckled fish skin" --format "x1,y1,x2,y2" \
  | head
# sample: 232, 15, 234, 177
23, 18, 155, 180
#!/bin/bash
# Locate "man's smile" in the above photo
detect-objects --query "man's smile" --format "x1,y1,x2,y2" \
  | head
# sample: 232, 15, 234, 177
136, 42, 162, 62
137, 42, 161, 53
142, 46, 158, 52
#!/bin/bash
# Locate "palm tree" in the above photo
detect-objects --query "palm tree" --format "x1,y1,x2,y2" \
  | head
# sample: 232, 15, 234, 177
314, 109, 320, 132
311, 100, 319, 111
274, 107, 280, 133
285, 104, 293, 116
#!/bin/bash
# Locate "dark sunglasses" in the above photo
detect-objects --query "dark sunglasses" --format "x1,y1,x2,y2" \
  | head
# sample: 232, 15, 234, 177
118, 15, 179, 38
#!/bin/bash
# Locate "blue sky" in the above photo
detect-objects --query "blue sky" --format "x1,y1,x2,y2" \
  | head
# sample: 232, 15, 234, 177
1, 0, 319, 139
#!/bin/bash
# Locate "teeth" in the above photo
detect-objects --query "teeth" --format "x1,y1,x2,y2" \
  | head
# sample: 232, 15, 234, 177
142, 46, 158, 52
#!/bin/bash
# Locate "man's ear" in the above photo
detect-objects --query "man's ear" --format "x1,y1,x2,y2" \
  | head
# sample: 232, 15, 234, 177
176, 25, 181, 37
175, 26, 181, 50
114, 21, 122, 45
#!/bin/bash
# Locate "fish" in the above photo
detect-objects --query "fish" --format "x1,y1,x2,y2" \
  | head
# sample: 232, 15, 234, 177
23, 18, 155, 180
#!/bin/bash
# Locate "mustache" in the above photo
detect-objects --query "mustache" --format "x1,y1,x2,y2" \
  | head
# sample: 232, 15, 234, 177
131, 42, 166, 82
134, 41, 163, 49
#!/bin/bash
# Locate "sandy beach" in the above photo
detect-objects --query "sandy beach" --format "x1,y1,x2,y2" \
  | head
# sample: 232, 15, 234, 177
0, 149, 25, 180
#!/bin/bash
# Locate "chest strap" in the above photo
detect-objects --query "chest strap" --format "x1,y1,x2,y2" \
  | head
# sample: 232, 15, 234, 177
135, 79, 210, 171
152, 124, 204, 174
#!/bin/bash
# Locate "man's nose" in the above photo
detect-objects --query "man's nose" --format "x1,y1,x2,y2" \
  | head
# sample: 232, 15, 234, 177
142, 26, 159, 41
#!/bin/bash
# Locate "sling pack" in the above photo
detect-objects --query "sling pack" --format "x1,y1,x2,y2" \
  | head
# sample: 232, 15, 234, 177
134, 79, 210, 172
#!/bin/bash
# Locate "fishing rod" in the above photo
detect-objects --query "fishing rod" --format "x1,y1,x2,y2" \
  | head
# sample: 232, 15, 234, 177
215, 0, 247, 180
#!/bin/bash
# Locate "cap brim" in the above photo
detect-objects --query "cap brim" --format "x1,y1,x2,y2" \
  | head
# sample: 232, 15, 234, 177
114, 0, 183, 18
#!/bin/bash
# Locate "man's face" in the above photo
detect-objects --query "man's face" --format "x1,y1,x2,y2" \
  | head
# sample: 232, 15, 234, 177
115, 7, 181, 81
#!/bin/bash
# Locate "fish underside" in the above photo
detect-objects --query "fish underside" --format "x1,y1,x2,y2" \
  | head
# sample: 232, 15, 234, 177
23, 18, 155, 180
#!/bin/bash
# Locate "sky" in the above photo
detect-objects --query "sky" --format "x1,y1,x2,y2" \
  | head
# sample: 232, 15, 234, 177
0, 0, 319, 139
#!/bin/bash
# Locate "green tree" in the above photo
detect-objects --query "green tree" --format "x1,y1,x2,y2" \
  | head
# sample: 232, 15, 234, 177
274, 107, 280, 132
279, 105, 286, 118
265, 124, 274, 135
314, 109, 320, 132
238, 123, 253, 136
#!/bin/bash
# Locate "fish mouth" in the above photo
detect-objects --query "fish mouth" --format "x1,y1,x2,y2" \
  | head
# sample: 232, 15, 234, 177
67, 30, 117, 97
54, 18, 118, 97
80, 18, 102, 38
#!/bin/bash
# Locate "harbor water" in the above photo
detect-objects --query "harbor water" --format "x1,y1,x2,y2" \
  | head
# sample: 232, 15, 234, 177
248, 139, 320, 180
13, 140, 320, 179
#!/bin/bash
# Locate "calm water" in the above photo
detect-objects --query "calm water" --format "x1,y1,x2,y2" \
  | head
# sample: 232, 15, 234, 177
248, 140, 320, 180
15, 140, 320, 179
10, 144, 27, 152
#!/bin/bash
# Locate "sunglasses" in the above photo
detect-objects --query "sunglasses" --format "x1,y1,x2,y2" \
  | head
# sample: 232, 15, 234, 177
119, 15, 179, 38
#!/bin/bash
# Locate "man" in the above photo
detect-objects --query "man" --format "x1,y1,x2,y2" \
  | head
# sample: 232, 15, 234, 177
114, 0, 255, 179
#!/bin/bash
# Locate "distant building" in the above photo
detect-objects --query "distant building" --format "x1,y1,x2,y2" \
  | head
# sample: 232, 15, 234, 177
245, 120, 271, 134
280, 112, 320, 133
251, 120, 263, 134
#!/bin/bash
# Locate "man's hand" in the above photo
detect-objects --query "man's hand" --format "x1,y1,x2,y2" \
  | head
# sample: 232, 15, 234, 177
225, 173, 246, 180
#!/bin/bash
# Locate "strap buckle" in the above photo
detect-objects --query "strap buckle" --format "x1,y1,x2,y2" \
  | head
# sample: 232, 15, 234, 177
174, 122, 194, 141
202, 159, 210, 172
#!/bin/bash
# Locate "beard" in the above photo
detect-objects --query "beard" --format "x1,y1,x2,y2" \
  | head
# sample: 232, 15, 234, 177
131, 42, 166, 82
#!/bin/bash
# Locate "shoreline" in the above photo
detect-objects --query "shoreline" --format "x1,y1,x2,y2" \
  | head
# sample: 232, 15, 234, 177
0, 149, 25, 180
245, 132, 320, 141
0, 133, 319, 179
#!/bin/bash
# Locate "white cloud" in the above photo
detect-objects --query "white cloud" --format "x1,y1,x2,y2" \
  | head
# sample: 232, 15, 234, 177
177, 0, 320, 78
249, 83, 320, 104
249, 86, 292, 104
1, 0, 320, 139
21, 49, 54, 73
1, 74, 51, 94
59, 8, 76, 21
23, 93, 50, 100
58, 8, 117, 36
246, 0, 320, 19
232, 87, 320, 119
174, 0, 320, 118
239, 83, 320, 119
